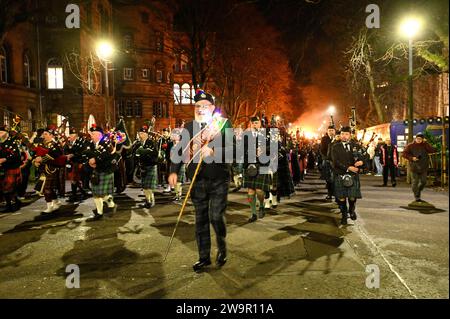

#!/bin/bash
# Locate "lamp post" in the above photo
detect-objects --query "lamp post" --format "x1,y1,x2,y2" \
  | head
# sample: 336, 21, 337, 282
96, 40, 114, 126
400, 17, 422, 143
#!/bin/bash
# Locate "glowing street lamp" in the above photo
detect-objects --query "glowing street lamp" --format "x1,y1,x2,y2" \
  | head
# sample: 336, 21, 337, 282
399, 17, 422, 143
96, 40, 115, 124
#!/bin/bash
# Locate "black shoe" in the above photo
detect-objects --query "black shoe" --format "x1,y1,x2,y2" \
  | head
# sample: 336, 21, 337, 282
66, 196, 77, 203
258, 207, 265, 219
216, 251, 227, 267
392, 183, 397, 187
349, 210, 357, 220
87, 210, 103, 222
193, 259, 211, 272
248, 214, 257, 223
0, 204, 13, 213
382, 184, 387, 187
325, 195, 333, 200
139, 200, 151, 209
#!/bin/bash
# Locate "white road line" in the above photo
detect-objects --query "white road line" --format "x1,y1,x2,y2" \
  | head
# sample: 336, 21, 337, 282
353, 221, 418, 299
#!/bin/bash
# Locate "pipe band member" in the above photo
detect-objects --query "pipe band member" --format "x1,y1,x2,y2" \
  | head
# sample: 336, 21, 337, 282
65, 127, 89, 202
33, 125, 65, 214
0, 125, 22, 213
243, 116, 272, 223
169, 89, 233, 272
330, 126, 368, 225
135, 125, 159, 208
84, 124, 116, 220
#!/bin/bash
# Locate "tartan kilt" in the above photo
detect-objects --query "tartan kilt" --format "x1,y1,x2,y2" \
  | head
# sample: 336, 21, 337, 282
244, 171, 272, 191
40, 167, 60, 192
68, 163, 82, 182
0, 168, 22, 194
177, 164, 186, 183
333, 173, 362, 199
91, 171, 114, 197
141, 165, 158, 190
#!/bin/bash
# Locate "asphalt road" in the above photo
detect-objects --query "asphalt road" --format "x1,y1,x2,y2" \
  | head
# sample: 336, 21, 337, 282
0, 171, 448, 299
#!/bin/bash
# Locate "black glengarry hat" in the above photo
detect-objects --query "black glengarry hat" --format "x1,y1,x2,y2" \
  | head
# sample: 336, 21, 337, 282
194, 89, 215, 104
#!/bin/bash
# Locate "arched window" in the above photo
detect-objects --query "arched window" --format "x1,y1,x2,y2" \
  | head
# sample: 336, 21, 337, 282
24, 54, 31, 88
173, 83, 181, 105
0, 46, 7, 83
47, 58, 63, 89
181, 83, 192, 105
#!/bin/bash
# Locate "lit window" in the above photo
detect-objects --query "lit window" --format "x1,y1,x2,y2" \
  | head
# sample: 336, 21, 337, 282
1, 46, 8, 83
173, 84, 181, 105
123, 68, 134, 80
3, 110, 10, 126
47, 59, 63, 89
181, 83, 191, 104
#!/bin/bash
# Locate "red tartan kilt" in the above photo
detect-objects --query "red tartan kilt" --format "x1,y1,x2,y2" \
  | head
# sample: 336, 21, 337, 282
0, 168, 22, 193
68, 163, 82, 181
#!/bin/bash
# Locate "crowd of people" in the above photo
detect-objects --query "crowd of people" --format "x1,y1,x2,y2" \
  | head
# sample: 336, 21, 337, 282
0, 89, 438, 272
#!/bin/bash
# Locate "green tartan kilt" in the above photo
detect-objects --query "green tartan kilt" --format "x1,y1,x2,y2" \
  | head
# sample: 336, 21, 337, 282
333, 173, 362, 199
92, 171, 114, 197
141, 165, 158, 190
244, 171, 272, 191
177, 164, 186, 183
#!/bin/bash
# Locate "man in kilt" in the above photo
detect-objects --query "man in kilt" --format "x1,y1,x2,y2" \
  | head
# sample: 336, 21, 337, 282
33, 126, 66, 213
84, 125, 116, 220
169, 90, 233, 272
244, 116, 272, 222
135, 125, 159, 208
330, 126, 367, 225
65, 128, 89, 202
0, 125, 22, 212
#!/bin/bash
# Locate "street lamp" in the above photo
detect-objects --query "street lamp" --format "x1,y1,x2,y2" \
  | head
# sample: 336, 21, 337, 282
96, 40, 114, 125
399, 17, 422, 143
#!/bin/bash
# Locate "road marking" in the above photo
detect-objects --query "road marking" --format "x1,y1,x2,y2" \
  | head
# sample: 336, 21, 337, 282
353, 222, 418, 299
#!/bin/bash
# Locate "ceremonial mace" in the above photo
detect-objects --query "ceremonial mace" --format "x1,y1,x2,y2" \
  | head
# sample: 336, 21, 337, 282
164, 114, 227, 262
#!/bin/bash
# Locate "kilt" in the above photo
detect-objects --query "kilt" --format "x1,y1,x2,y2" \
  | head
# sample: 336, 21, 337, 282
244, 170, 272, 191
177, 164, 186, 184
333, 173, 362, 199
68, 163, 82, 182
141, 165, 158, 190
41, 166, 60, 192
0, 168, 22, 194
91, 171, 114, 197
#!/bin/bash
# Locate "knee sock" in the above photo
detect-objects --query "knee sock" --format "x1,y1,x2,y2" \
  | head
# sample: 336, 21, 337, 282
143, 189, 153, 202
247, 194, 257, 216
94, 197, 104, 215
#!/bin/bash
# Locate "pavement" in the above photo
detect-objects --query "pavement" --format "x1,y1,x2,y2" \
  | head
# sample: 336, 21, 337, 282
0, 171, 448, 299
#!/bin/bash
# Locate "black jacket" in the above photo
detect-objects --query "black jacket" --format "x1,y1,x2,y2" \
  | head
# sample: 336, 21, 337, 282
0, 137, 21, 170
135, 138, 159, 167
170, 119, 233, 181
83, 138, 116, 173
331, 141, 367, 175
320, 134, 332, 159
